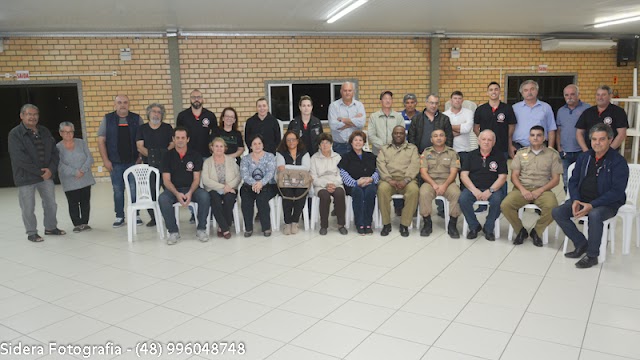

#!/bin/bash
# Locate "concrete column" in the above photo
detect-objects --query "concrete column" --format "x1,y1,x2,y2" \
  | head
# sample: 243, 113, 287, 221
430, 37, 440, 95
167, 36, 183, 124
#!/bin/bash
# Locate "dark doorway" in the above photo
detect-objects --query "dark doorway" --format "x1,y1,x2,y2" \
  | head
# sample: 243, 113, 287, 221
0, 82, 82, 187
506, 75, 576, 115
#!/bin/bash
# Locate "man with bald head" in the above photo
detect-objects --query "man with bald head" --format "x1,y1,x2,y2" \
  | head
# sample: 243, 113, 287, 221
97, 94, 144, 228
556, 84, 590, 192
328, 81, 366, 154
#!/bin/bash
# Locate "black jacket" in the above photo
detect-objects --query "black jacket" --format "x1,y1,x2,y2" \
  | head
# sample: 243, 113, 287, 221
245, 112, 281, 154
569, 148, 628, 209
8, 123, 59, 186
288, 115, 323, 155
408, 109, 453, 153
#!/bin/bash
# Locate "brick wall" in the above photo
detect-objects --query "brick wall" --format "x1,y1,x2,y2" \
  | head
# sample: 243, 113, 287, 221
0, 36, 635, 178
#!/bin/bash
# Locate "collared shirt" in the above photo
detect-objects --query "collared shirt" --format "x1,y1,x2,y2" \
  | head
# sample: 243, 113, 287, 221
576, 103, 629, 149
462, 148, 508, 190
420, 146, 460, 183
377, 142, 420, 182
474, 102, 517, 153
327, 98, 366, 144
401, 110, 416, 131
444, 107, 476, 152
161, 147, 203, 189
556, 101, 590, 153
511, 146, 563, 189
512, 100, 557, 146
176, 107, 218, 158
368, 109, 405, 155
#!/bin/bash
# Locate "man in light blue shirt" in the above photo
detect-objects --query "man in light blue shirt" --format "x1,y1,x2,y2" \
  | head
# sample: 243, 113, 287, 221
556, 84, 590, 192
512, 80, 557, 155
328, 82, 366, 154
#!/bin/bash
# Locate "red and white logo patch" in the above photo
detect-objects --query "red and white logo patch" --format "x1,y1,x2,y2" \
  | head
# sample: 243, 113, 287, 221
603, 117, 613, 125
489, 161, 498, 171
186, 161, 194, 171
497, 113, 506, 122
202, 118, 210, 127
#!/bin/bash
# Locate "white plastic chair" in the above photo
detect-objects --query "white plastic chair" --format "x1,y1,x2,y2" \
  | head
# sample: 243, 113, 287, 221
173, 202, 211, 235
462, 200, 501, 239
210, 201, 242, 234
612, 164, 640, 254
123, 165, 164, 242
507, 204, 549, 245
345, 194, 379, 230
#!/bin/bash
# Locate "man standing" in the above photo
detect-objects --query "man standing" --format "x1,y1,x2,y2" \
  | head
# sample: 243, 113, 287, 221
459, 130, 508, 240
501, 126, 562, 247
158, 127, 210, 245
377, 126, 420, 237
553, 123, 628, 268
244, 97, 281, 155
401, 93, 418, 131
444, 91, 477, 160
408, 94, 453, 154
418, 129, 461, 238
474, 81, 517, 159
575, 85, 628, 151
368, 91, 405, 155
176, 89, 218, 159
556, 84, 590, 192
136, 103, 174, 226
97, 94, 144, 228
9, 104, 65, 242
328, 81, 366, 154
512, 80, 557, 152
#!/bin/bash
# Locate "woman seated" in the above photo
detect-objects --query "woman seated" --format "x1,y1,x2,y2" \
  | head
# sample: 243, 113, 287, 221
57, 121, 96, 233
202, 137, 241, 239
240, 134, 277, 237
218, 107, 245, 164
310, 133, 347, 235
338, 130, 379, 235
276, 131, 311, 235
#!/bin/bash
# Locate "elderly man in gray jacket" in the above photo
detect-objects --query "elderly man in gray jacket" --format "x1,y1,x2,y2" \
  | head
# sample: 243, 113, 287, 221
8, 104, 65, 242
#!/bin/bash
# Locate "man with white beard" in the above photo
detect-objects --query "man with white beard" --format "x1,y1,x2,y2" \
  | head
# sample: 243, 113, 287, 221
135, 103, 174, 226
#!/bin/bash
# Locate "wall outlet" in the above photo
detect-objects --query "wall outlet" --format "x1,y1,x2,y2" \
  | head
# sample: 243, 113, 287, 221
98, 166, 103, 173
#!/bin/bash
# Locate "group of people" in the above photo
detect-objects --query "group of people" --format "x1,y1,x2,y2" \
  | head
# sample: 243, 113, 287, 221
8, 80, 630, 268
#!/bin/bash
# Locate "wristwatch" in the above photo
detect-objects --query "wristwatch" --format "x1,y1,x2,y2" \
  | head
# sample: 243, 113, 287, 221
489, 187, 495, 193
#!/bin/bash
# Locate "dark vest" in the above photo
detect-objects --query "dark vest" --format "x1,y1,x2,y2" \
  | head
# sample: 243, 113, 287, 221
105, 111, 141, 163
279, 150, 307, 166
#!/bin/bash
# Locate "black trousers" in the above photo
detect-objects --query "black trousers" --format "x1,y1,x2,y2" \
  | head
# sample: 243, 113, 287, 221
209, 191, 237, 232
65, 186, 91, 226
241, 184, 275, 232
280, 188, 307, 224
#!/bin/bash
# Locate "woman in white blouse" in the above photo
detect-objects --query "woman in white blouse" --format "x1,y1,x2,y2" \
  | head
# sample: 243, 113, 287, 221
202, 137, 240, 239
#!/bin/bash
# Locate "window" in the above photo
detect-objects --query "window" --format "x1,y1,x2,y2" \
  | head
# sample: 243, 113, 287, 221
506, 75, 576, 115
267, 81, 356, 122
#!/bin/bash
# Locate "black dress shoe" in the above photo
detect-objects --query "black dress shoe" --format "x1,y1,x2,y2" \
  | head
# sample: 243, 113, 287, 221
513, 228, 528, 245
146, 219, 156, 227
467, 224, 482, 239
447, 216, 460, 239
485, 232, 495, 241
564, 244, 588, 258
575, 255, 598, 268
530, 229, 543, 247
399, 225, 409, 237
420, 216, 432, 237
381, 224, 392, 236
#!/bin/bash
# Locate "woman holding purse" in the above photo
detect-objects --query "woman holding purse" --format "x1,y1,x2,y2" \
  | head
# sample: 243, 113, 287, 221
276, 131, 311, 235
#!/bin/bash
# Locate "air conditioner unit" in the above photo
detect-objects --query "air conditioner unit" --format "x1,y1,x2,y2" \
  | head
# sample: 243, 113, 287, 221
541, 39, 616, 52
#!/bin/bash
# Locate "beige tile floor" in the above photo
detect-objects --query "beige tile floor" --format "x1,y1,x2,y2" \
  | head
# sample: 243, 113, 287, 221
0, 181, 639, 360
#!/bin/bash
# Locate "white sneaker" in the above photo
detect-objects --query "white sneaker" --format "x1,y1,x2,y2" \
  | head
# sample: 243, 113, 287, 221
196, 229, 209, 242
167, 232, 180, 245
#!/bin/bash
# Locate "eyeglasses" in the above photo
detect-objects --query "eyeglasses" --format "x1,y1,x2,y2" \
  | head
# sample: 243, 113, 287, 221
60, 131, 74, 134
286, 138, 298, 143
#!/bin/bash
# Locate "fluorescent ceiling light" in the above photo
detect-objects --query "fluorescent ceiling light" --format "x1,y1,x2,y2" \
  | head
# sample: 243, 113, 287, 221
327, 0, 368, 24
593, 15, 640, 28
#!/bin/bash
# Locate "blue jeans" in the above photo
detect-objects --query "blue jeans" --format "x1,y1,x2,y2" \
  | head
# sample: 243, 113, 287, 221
561, 152, 581, 193
159, 187, 210, 234
349, 184, 377, 228
332, 142, 351, 155
110, 162, 136, 218
459, 188, 503, 233
552, 201, 617, 257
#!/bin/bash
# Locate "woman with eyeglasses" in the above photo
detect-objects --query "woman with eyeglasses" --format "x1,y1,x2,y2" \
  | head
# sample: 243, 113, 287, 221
287, 95, 323, 156
276, 131, 311, 235
310, 133, 347, 235
217, 107, 245, 164
240, 134, 277, 237
57, 122, 96, 233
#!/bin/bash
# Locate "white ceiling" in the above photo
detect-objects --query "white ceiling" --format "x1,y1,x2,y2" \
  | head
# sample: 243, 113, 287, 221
1, 0, 639, 37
